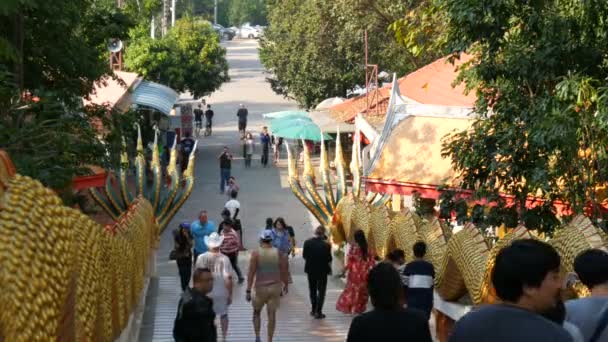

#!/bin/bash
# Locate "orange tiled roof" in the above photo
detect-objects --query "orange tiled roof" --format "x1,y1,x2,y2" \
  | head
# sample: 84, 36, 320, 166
329, 53, 476, 123
397, 54, 476, 106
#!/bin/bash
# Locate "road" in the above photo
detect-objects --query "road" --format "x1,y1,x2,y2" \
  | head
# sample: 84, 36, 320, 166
138, 39, 353, 342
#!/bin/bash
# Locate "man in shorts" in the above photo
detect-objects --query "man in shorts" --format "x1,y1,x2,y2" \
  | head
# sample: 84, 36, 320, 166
237, 104, 248, 137
246, 230, 289, 342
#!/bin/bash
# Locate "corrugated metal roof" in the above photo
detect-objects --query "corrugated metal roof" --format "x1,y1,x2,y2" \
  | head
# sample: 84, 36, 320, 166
131, 81, 178, 115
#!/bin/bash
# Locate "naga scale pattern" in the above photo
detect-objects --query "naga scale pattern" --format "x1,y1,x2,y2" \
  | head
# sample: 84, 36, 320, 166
286, 133, 608, 304
0, 127, 196, 340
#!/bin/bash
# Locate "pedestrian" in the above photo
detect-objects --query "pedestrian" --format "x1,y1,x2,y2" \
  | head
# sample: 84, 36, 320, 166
180, 132, 196, 173
224, 188, 241, 227
173, 222, 194, 291
260, 127, 271, 167
195, 233, 234, 342
218, 146, 232, 194
244, 132, 255, 168
271, 217, 292, 257
541, 300, 585, 342
219, 219, 245, 284
204, 104, 214, 135
237, 104, 248, 137
336, 229, 376, 314
263, 217, 273, 232
173, 267, 216, 342
225, 178, 240, 199
272, 135, 283, 165
386, 249, 407, 296
565, 248, 608, 342
346, 262, 433, 342
303, 225, 332, 319
282, 219, 297, 257
402, 241, 435, 319
217, 208, 232, 235
386, 249, 406, 271
449, 239, 572, 342
194, 104, 204, 136
191, 210, 216, 262
246, 230, 289, 342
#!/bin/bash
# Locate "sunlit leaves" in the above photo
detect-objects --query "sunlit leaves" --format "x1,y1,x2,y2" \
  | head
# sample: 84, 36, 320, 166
439, 0, 608, 221
124, 16, 229, 98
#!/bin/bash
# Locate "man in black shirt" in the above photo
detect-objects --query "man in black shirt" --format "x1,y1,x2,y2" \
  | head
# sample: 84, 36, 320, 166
194, 104, 204, 133
173, 267, 217, 342
449, 239, 572, 342
180, 132, 196, 172
218, 146, 232, 193
303, 225, 332, 319
346, 262, 432, 342
204, 104, 214, 135
236, 104, 248, 137
403, 241, 435, 319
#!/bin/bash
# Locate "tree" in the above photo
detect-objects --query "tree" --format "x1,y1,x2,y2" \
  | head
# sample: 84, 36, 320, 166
0, 0, 144, 204
0, 0, 135, 105
261, 0, 438, 108
438, 0, 608, 221
228, 0, 267, 26
0, 67, 143, 195
124, 15, 229, 98
389, 0, 449, 58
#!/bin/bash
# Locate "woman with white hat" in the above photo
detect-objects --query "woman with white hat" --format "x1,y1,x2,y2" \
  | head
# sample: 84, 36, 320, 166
195, 232, 234, 341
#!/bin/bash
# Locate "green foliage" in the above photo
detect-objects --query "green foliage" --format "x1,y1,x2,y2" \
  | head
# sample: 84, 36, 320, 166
228, 0, 267, 26
439, 0, 608, 221
0, 0, 136, 105
125, 16, 229, 98
413, 192, 436, 218
390, 0, 449, 57
261, 0, 437, 108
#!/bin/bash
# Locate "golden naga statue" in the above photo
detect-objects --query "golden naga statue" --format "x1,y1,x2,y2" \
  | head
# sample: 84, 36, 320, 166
0, 128, 196, 341
286, 132, 608, 304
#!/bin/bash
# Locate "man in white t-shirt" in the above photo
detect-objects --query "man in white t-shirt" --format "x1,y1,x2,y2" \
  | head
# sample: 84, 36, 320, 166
225, 190, 241, 220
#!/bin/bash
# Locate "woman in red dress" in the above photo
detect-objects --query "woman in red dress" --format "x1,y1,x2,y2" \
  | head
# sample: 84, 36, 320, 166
336, 229, 376, 314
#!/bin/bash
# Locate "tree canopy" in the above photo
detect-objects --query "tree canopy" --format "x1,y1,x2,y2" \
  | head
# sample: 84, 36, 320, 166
434, 0, 608, 222
125, 16, 229, 98
228, 0, 267, 26
1, 0, 134, 105
260, 0, 441, 108
0, 1, 228, 203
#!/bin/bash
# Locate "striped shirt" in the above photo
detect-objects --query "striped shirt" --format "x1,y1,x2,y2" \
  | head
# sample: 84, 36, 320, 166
403, 259, 435, 316
220, 229, 240, 255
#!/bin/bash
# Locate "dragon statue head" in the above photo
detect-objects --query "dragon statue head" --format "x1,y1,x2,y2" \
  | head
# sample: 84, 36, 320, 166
0, 127, 195, 341
285, 131, 608, 305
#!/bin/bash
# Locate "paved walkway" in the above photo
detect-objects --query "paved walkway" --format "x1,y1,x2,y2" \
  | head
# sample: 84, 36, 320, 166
138, 39, 353, 342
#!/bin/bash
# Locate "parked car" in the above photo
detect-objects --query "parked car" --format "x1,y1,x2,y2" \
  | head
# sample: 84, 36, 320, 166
239, 25, 261, 39
212, 24, 235, 41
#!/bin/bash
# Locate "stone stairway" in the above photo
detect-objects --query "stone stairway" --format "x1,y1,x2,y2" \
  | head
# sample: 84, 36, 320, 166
138, 257, 352, 342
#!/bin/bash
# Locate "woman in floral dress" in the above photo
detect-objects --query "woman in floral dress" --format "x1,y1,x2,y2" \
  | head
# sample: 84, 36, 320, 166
336, 229, 376, 314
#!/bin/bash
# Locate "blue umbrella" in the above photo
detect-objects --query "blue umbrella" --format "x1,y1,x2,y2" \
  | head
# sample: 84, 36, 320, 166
270, 117, 313, 132
272, 121, 332, 141
263, 110, 309, 119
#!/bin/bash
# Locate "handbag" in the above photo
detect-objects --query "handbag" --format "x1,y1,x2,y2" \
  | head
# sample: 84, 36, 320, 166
169, 249, 178, 260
